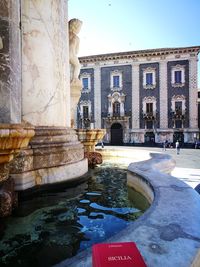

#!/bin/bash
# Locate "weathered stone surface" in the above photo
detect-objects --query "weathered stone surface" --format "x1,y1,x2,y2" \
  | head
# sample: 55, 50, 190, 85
0, 124, 35, 182
84, 152, 102, 168
21, 0, 70, 127
71, 79, 82, 128
0, 178, 18, 217
10, 126, 87, 190
0, 124, 35, 150
0, 124, 34, 215
9, 148, 33, 173
0, 162, 9, 183
76, 129, 106, 152
0, 1, 21, 123
30, 126, 84, 169
12, 158, 88, 191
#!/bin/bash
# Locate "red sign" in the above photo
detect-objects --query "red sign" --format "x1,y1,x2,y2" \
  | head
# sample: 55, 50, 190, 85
92, 242, 147, 267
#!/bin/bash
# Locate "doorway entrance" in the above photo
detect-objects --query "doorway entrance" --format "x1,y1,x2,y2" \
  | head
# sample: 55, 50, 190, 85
144, 132, 155, 146
111, 123, 123, 145
173, 131, 184, 145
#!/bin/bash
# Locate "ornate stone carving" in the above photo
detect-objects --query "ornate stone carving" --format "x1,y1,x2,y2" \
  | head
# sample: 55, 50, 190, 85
0, 178, 18, 218
0, 124, 34, 217
0, 124, 35, 183
69, 18, 82, 84
84, 152, 103, 168
76, 129, 106, 152
69, 18, 83, 128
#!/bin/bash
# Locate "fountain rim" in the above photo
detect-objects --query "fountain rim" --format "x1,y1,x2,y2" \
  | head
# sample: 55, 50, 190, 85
56, 148, 200, 267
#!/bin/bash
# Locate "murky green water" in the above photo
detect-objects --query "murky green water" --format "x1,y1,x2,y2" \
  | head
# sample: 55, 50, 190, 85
0, 162, 149, 267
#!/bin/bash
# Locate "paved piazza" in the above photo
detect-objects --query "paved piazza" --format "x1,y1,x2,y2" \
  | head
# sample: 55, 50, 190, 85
102, 146, 200, 189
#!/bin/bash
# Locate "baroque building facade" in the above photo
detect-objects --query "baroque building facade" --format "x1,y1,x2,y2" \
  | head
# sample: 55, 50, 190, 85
77, 46, 200, 146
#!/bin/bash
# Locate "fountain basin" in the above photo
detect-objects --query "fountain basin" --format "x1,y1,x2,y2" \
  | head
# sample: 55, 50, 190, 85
57, 148, 200, 267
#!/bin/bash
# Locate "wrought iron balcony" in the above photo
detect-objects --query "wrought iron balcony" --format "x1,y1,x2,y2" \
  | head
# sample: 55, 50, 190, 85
143, 112, 156, 120
171, 110, 185, 120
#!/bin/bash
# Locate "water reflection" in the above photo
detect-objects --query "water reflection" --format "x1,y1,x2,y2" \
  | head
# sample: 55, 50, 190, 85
0, 162, 149, 267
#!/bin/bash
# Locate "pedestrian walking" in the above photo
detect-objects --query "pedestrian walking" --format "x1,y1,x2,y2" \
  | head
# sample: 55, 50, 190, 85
194, 140, 198, 149
175, 140, 180, 155
163, 141, 166, 151
101, 141, 104, 148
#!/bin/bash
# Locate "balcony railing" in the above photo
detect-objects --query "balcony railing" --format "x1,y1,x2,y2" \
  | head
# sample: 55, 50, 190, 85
143, 112, 156, 120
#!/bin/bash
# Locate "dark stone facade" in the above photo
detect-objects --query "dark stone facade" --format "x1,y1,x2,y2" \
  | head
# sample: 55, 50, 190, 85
79, 46, 200, 145
78, 68, 94, 125
139, 62, 160, 129
101, 65, 132, 127
167, 60, 189, 128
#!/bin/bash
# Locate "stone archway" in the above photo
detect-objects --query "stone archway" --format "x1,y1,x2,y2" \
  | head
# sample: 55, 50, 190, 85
111, 123, 123, 145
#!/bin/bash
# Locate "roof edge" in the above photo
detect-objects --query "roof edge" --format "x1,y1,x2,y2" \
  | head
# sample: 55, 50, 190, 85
79, 45, 200, 63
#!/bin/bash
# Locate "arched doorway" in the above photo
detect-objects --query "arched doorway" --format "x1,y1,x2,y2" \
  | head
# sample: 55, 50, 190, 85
111, 123, 123, 145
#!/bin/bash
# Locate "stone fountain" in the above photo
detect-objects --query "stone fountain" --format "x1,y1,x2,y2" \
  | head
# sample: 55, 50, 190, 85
0, 1, 88, 217
76, 128, 106, 168
76, 128, 106, 153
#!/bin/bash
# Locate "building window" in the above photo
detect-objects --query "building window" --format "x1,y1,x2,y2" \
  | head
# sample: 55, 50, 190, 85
83, 106, 89, 119
146, 103, 153, 114
113, 75, 120, 87
175, 101, 182, 114
82, 78, 89, 90
113, 101, 120, 116
171, 65, 185, 87
80, 72, 91, 92
146, 73, 153, 85
142, 96, 157, 117
110, 70, 122, 91
174, 71, 182, 84
143, 67, 156, 89
171, 95, 186, 115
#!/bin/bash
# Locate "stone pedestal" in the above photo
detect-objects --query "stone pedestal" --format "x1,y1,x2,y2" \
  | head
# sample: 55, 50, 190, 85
9, 126, 88, 191
70, 79, 82, 128
76, 129, 106, 152
76, 129, 106, 168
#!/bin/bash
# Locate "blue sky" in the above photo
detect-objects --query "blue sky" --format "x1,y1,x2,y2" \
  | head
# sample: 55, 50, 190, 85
68, 0, 200, 86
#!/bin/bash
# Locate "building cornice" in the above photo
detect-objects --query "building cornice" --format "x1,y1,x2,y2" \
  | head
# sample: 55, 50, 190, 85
79, 46, 200, 64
